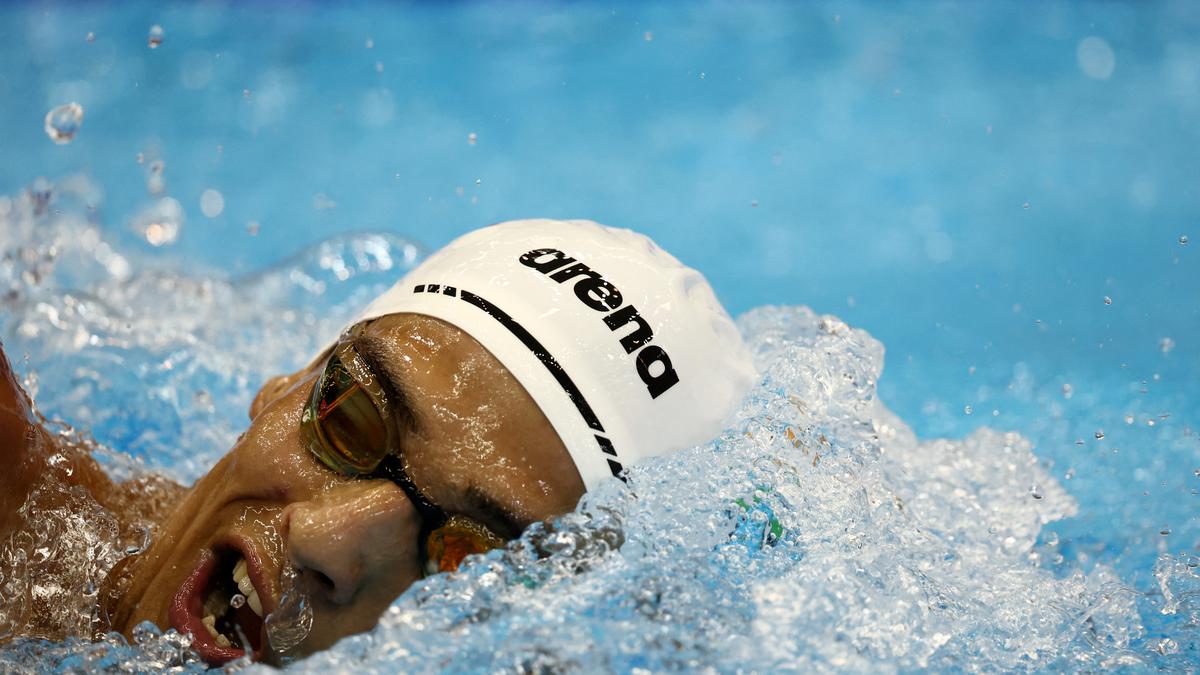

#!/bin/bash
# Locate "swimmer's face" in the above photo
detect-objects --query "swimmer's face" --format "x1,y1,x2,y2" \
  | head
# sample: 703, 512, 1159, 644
105, 314, 585, 665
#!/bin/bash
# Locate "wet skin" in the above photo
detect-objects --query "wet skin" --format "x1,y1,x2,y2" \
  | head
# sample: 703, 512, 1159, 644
98, 313, 586, 663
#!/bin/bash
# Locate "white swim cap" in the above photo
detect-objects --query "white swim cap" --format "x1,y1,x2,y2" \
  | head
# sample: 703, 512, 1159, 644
353, 219, 756, 490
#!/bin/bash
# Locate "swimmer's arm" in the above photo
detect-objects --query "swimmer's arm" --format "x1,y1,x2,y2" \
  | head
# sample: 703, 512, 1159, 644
0, 341, 45, 530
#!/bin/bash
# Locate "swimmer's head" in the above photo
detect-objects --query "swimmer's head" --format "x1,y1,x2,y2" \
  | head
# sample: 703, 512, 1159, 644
335, 218, 756, 490
109, 219, 754, 665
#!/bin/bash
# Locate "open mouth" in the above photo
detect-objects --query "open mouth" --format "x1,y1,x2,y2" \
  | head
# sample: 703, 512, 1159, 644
169, 545, 269, 665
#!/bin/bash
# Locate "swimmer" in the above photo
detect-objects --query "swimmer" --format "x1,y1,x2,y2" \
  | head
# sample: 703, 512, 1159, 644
0, 219, 755, 665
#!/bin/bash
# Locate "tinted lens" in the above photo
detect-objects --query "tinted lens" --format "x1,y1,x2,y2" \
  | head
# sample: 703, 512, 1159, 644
301, 349, 391, 475
424, 515, 507, 573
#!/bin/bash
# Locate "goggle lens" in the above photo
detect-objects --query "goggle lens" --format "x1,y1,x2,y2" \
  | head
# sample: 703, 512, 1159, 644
424, 516, 507, 574
301, 350, 390, 475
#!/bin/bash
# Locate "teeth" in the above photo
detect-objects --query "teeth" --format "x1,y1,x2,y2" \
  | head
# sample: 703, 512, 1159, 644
233, 558, 254, 596
202, 613, 218, 638
216, 634, 231, 648
246, 588, 263, 617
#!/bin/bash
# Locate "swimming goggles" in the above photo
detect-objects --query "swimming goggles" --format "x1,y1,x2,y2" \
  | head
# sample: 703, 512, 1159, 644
299, 321, 506, 575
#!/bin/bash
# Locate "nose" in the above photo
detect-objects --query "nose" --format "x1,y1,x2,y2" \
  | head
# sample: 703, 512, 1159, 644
284, 479, 422, 605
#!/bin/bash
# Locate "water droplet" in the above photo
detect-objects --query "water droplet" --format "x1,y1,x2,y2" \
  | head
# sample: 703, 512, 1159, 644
200, 189, 224, 218
44, 103, 84, 145
467, 132, 478, 146
1076, 36, 1115, 80
1094, 430, 1105, 440
86, 31, 95, 43
132, 197, 184, 246
475, 178, 482, 186
193, 389, 213, 411
1103, 295, 1112, 305
1181, 235, 1190, 245
146, 159, 166, 194
147, 24, 165, 49
312, 193, 336, 210
1155, 638, 1179, 655
643, 31, 654, 42
230, 593, 246, 609
1064, 467, 1075, 480
1159, 337, 1175, 354
963, 405, 973, 415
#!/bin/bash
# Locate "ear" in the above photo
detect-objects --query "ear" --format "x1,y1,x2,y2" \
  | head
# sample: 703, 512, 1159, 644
249, 374, 299, 420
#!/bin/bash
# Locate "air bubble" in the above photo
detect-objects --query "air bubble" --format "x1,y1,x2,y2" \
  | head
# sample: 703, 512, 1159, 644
147, 24, 164, 49
1124, 414, 1134, 425
1181, 235, 1190, 245
86, 31, 95, 43
1094, 431, 1105, 440
230, 593, 246, 609
1103, 296, 1112, 305
963, 405, 973, 415
44, 103, 84, 145
467, 132, 478, 146
1159, 337, 1175, 354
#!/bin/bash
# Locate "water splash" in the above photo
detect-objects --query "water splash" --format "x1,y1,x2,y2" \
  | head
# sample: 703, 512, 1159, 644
265, 567, 314, 658
0, 177, 1194, 671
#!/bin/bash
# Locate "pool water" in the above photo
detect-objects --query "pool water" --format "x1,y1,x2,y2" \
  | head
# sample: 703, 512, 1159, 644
0, 1, 1197, 671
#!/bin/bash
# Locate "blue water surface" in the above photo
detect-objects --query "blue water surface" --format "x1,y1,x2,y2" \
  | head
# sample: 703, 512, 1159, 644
0, 1, 1197, 670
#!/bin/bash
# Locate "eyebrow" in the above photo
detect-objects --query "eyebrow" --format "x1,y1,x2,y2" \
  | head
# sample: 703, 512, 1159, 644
353, 333, 420, 434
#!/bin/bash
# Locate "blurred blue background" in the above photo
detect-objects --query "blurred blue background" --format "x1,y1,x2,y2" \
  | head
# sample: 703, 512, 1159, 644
1, 1, 1197, 573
